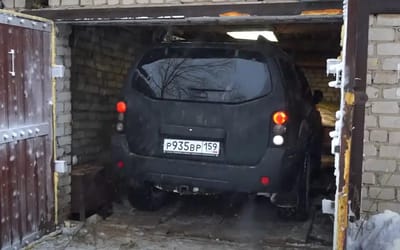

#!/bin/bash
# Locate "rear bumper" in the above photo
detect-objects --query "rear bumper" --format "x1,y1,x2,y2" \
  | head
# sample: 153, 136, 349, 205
112, 134, 300, 194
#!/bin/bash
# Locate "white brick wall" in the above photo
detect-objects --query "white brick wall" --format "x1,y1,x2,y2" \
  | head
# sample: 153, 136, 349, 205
363, 14, 400, 215
55, 24, 73, 222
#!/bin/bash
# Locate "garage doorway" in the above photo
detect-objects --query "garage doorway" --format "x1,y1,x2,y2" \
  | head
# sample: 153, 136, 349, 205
25, 2, 347, 248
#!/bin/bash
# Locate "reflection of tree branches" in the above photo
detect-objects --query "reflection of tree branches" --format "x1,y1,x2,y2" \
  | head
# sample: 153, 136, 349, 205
158, 58, 233, 99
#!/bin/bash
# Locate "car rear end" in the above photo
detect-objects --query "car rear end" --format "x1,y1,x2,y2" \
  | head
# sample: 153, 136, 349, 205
112, 43, 300, 194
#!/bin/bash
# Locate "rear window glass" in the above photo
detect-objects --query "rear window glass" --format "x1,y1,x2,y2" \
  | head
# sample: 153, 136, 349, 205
132, 47, 272, 103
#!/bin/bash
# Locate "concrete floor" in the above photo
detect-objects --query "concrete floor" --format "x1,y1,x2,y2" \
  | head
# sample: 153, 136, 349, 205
27, 194, 333, 250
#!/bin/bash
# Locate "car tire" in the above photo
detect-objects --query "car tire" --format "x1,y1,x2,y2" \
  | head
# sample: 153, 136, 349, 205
277, 153, 311, 221
295, 153, 311, 221
127, 184, 169, 211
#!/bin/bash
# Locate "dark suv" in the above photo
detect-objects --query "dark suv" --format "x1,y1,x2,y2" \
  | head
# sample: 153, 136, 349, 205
112, 41, 322, 218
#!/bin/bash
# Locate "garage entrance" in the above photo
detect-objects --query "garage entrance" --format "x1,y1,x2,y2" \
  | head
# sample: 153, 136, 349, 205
0, 11, 55, 249
23, 2, 347, 249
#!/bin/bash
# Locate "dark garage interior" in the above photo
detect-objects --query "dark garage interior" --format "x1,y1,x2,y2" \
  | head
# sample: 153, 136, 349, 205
66, 18, 342, 246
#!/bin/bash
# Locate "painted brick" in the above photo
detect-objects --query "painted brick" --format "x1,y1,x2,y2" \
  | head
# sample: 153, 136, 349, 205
57, 114, 72, 124
58, 174, 71, 186
369, 15, 376, 26
364, 143, 377, 156
378, 202, 400, 213
80, 0, 93, 5
380, 146, 400, 159
369, 28, 395, 41
362, 172, 376, 185
365, 130, 370, 142
377, 15, 400, 26
368, 44, 375, 56
373, 72, 400, 84
379, 116, 400, 129
379, 174, 400, 187
3, 0, 14, 8
49, 0, 61, 6
365, 115, 378, 128
362, 187, 368, 198
389, 132, 400, 145
94, 0, 106, 5
368, 58, 379, 70
58, 92, 71, 102
61, 0, 79, 6
370, 130, 387, 142
362, 199, 377, 212
369, 187, 396, 200
371, 101, 399, 114
377, 43, 400, 55
366, 86, 379, 99
57, 136, 72, 147
383, 88, 400, 99
14, 0, 25, 7
364, 159, 396, 172
382, 58, 400, 71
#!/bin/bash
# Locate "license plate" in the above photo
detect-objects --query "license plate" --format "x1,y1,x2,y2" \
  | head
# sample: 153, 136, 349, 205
163, 139, 220, 156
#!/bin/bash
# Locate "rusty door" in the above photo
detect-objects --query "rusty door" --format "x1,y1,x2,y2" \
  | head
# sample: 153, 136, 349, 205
0, 11, 54, 249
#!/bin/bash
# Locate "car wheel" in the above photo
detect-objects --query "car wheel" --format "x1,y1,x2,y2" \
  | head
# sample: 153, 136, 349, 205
127, 183, 169, 211
277, 153, 311, 221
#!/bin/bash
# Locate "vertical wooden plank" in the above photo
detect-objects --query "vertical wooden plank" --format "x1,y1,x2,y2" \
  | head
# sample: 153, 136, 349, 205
42, 31, 55, 229
15, 27, 29, 243
22, 27, 39, 237
6, 25, 23, 247
0, 23, 12, 250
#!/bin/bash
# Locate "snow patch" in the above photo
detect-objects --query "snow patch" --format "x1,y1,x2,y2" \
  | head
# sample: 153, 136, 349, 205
347, 210, 400, 250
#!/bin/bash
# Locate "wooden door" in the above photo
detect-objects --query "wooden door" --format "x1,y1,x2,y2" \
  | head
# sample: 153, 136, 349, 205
0, 11, 54, 249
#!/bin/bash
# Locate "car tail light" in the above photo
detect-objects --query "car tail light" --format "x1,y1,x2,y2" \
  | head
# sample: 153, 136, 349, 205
260, 176, 270, 186
117, 161, 124, 169
272, 111, 288, 125
116, 101, 127, 113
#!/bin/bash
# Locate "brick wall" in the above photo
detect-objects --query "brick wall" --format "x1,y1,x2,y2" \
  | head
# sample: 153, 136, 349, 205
70, 26, 140, 165
362, 14, 400, 214
2, 0, 25, 8
48, 0, 284, 8
303, 67, 339, 103
55, 24, 73, 221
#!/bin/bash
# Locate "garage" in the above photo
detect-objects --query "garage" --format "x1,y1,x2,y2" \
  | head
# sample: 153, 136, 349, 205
0, 0, 380, 249
35, 3, 342, 246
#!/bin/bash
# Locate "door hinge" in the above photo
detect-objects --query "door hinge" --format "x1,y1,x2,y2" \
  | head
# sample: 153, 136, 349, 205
326, 58, 342, 89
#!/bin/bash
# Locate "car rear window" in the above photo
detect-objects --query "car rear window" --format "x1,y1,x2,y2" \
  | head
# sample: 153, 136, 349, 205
132, 47, 272, 103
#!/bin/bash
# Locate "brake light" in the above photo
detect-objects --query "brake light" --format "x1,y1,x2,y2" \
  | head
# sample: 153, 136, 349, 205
116, 101, 127, 113
273, 111, 288, 125
260, 176, 270, 186
117, 161, 124, 169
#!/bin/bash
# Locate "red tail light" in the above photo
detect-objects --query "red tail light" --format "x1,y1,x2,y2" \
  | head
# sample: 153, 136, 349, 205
273, 111, 288, 125
117, 161, 124, 169
116, 101, 127, 113
261, 176, 270, 186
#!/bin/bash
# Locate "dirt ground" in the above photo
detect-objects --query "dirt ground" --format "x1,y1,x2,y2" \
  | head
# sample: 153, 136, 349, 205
26, 194, 333, 250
